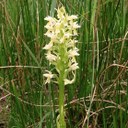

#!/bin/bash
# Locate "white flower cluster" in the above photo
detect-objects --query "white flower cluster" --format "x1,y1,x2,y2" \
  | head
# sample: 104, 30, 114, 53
43, 6, 80, 85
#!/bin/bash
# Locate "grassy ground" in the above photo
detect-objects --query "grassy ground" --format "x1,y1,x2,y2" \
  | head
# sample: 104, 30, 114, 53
0, 0, 128, 128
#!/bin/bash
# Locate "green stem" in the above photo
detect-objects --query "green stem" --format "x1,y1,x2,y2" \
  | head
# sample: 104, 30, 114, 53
56, 42, 67, 128
58, 72, 66, 128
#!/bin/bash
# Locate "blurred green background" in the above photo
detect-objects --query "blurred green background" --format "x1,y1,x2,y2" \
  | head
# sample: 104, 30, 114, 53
0, 0, 128, 127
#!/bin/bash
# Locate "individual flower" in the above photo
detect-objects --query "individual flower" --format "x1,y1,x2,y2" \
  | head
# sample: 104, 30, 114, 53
71, 22, 81, 29
64, 72, 76, 85
43, 70, 54, 84
46, 52, 57, 62
64, 79, 73, 85
44, 31, 56, 39
69, 63, 79, 71
68, 48, 79, 58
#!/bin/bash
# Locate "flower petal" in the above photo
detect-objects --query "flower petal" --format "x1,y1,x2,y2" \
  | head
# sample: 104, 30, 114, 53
68, 15, 78, 20
43, 43, 53, 50
64, 78, 75, 85
44, 16, 53, 21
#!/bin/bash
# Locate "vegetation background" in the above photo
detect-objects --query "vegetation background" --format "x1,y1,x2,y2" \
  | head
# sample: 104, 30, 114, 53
0, 0, 128, 127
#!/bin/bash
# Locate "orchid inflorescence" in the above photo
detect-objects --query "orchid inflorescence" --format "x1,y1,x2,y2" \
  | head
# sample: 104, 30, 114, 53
43, 6, 80, 86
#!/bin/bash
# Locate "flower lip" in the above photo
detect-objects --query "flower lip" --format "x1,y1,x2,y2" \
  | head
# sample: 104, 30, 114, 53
44, 16, 53, 21
43, 43, 53, 50
64, 33, 72, 38
67, 15, 78, 21
44, 31, 57, 40
64, 78, 75, 85
72, 22, 81, 29
44, 24, 53, 29
69, 62, 79, 71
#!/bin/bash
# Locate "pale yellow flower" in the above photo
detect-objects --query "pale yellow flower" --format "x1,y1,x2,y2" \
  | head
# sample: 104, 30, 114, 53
46, 52, 57, 62
64, 33, 72, 38
72, 22, 81, 29
69, 15, 78, 20
44, 16, 53, 21
43, 70, 54, 84
69, 63, 79, 71
68, 48, 79, 57
64, 77, 75, 85
43, 6, 80, 85
43, 43, 53, 50
44, 31, 54, 37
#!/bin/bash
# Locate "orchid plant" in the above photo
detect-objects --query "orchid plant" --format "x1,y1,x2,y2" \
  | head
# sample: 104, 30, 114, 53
43, 6, 80, 128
